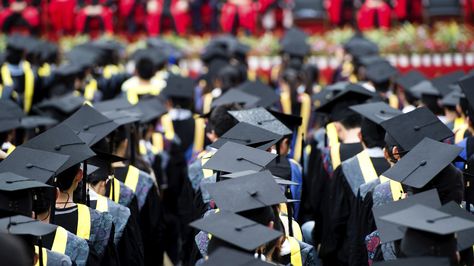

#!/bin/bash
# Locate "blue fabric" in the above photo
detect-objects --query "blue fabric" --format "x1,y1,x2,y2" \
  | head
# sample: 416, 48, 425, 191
289, 159, 302, 218
455, 138, 467, 170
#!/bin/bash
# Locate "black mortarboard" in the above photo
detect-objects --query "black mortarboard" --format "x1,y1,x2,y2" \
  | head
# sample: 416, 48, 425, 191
161, 75, 195, 99
365, 61, 398, 84
0, 100, 23, 133
203, 247, 273, 266
269, 110, 303, 133
373, 189, 441, 243
35, 93, 85, 119
236, 80, 280, 108
0, 172, 51, 216
380, 204, 474, 235
22, 124, 96, 172
395, 70, 427, 90
315, 83, 374, 121
102, 110, 141, 126
189, 210, 283, 251
458, 74, 474, 110
203, 142, 277, 173
0, 147, 69, 183
0, 215, 57, 237
233, 42, 251, 58
343, 34, 379, 59
132, 48, 167, 67
281, 27, 308, 47
312, 86, 343, 108
357, 55, 385, 67
211, 89, 259, 109
380, 107, 453, 151
53, 64, 82, 78
93, 98, 133, 113
220, 170, 299, 186
228, 107, 292, 136
211, 122, 283, 150
382, 138, 461, 188
201, 45, 230, 64
432, 70, 465, 97
349, 101, 402, 125
372, 257, 450, 266
409, 80, 440, 99
205, 171, 288, 213
61, 105, 120, 146
438, 201, 474, 250
441, 88, 464, 107
130, 98, 167, 124
87, 151, 125, 183
20, 116, 58, 129
264, 155, 292, 181
281, 41, 310, 58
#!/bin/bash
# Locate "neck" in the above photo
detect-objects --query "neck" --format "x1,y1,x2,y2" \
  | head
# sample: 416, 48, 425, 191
341, 128, 361, 144
56, 189, 76, 208
36, 211, 51, 223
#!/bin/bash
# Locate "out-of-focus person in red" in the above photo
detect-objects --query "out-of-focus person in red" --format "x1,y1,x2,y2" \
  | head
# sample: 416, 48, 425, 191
48, 0, 76, 34
356, 0, 391, 31
75, 0, 114, 34
219, 0, 258, 34
146, 0, 191, 36
393, 0, 422, 22
326, 0, 356, 26
118, 0, 147, 35
260, 0, 294, 31
0, 0, 40, 34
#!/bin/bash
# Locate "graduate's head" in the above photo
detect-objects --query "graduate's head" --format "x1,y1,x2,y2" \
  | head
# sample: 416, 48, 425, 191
32, 187, 58, 223
55, 163, 82, 192
109, 126, 128, 157
383, 132, 403, 164
359, 118, 385, 149
301, 64, 319, 94
207, 104, 240, 142
421, 95, 443, 116
135, 57, 155, 81
333, 114, 362, 143
216, 65, 243, 92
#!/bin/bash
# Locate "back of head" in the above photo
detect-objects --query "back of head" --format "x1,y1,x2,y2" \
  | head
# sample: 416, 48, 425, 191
339, 113, 362, 130
217, 65, 243, 92
136, 57, 155, 80
55, 164, 81, 192
361, 118, 385, 148
208, 104, 241, 137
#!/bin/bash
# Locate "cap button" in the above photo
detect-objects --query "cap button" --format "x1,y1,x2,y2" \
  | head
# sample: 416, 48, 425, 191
248, 190, 258, 197
25, 163, 33, 168
83, 125, 90, 131
420, 160, 427, 166
414, 126, 420, 131
245, 139, 251, 143
54, 145, 61, 151
380, 110, 386, 114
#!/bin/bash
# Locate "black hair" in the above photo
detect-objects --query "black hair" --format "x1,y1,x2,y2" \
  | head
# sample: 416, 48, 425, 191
208, 104, 241, 137
421, 95, 443, 116
373, 80, 391, 93
136, 57, 155, 80
339, 114, 362, 130
5, 47, 23, 65
361, 118, 386, 148
32, 187, 54, 215
301, 64, 319, 95
217, 65, 243, 92
55, 164, 81, 192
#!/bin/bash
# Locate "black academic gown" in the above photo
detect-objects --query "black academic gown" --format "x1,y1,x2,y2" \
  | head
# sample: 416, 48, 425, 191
309, 142, 363, 248
319, 155, 389, 266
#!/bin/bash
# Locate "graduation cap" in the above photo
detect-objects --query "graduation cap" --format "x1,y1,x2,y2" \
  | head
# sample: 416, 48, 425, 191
343, 34, 379, 59
161, 75, 195, 99
229, 107, 292, 136
0, 215, 57, 236
189, 210, 283, 252
220, 170, 299, 186
0, 172, 52, 216
61, 105, 120, 146
431, 70, 465, 97
372, 257, 450, 266
0, 100, 23, 133
281, 27, 308, 47
458, 74, 474, 110
235, 80, 279, 108
315, 83, 374, 122
312, 85, 345, 108
409, 80, 440, 99
349, 101, 402, 125
211, 89, 259, 109
201, 45, 230, 64
365, 60, 398, 84
102, 110, 142, 126
22, 124, 96, 173
269, 110, 303, 133
438, 201, 474, 250
264, 155, 292, 181
381, 107, 453, 151
204, 171, 288, 213
281, 41, 310, 58
20, 116, 58, 130
130, 98, 167, 124
210, 122, 283, 151
87, 151, 125, 183
203, 142, 277, 173
34, 93, 85, 119
203, 247, 273, 266
382, 138, 461, 188
93, 98, 133, 113
395, 70, 427, 90
357, 55, 385, 67
53, 64, 82, 78
131, 47, 167, 67
373, 189, 441, 243
0, 146, 70, 183
440, 87, 464, 107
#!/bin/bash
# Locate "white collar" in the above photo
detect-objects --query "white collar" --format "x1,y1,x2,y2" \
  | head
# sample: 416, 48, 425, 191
366, 147, 384, 158
169, 108, 192, 120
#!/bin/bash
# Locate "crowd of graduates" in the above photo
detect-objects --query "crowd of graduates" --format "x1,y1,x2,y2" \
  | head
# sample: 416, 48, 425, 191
2, 23, 474, 266
2, 0, 469, 37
